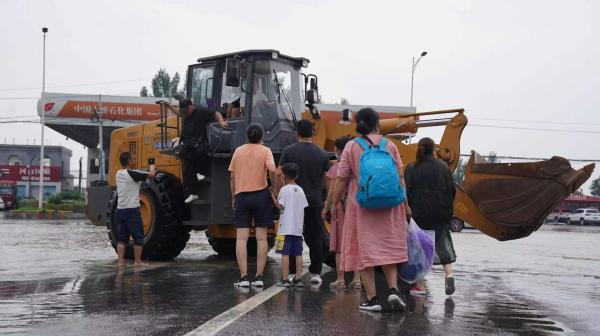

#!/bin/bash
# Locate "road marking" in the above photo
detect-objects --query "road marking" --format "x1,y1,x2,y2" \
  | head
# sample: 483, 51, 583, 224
184, 285, 284, 336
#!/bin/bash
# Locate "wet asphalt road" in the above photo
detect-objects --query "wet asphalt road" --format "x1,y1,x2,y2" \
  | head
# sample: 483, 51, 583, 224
0, 215, 599, 336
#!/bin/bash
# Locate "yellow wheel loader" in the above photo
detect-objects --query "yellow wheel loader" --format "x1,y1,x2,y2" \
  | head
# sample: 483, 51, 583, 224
86, 50, 594, 261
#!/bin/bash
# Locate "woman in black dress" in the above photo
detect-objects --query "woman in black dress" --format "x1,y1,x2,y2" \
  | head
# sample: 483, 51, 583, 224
405, 137, 457, 296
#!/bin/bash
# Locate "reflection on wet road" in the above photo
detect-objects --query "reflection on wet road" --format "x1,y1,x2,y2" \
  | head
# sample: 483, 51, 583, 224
1, 216, 599, 335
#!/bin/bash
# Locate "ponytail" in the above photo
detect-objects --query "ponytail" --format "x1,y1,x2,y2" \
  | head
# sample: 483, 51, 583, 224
355, 108, 379, 136
356, 121, 370, 136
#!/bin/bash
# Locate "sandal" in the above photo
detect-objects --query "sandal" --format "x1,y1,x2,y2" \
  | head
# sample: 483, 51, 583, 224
329, 279, 346, 289
349, 279, 363, 289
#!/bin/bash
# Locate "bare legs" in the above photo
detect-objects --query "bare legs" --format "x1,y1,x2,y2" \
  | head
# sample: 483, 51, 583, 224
335, 253, 345, 283
282, 255, 290, 280
443, 263, 453, 278
333, 253, 361, 288
282, 255, 303, 281
255, 228, 268, 276
361, 264, 398, 300
236, 227, 269, 278
117, 243, 126, 266
236, 228, 250, 277
133, 245, 143, 265
116, 243, 144, 266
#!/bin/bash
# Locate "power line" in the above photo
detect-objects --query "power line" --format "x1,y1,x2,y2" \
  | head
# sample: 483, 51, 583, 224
469, 124, 600, 134
0, 92, 148, 101
0, 97, 38, 100
0, 78, 151, 92
471, 117, 600, 127
0, 120, 40, 124
0, 115, 39, 120
459, 154, 600, 163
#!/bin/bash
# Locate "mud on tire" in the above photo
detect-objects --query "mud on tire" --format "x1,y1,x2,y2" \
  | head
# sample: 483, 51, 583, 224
107, 173, 190, 260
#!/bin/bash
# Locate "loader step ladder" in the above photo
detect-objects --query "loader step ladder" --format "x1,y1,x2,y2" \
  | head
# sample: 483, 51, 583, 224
155, 101, 180, 156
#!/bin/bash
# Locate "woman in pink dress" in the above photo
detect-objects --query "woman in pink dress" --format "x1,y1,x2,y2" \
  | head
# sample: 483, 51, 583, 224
330, 107, 411, 312
322, 136, 361, 290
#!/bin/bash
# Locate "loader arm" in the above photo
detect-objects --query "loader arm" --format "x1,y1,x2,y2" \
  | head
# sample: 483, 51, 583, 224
306, 107, 595, 241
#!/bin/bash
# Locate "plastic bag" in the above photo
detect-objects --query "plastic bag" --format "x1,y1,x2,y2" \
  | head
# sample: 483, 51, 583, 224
398, 219, 435, 283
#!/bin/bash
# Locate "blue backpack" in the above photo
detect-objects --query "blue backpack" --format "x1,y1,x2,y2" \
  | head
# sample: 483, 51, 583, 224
355, 137, 405, 209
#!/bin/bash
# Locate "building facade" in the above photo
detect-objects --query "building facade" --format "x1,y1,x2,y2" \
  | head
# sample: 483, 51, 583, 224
556, 193, 600, 211
0, 144, 74, 199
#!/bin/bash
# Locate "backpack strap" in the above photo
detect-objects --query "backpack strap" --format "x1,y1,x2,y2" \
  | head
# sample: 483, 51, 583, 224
355, 137, 370, 151
378, 138, 389, 150
356, 136, 388, 151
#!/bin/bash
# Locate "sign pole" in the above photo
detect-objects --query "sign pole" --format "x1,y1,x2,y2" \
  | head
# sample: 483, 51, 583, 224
39, 27, 48, 209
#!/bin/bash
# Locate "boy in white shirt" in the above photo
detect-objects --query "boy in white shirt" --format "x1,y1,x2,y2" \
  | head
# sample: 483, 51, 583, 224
274, 163, 308, 287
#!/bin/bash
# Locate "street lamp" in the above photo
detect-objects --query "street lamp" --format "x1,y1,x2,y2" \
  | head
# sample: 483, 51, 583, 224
39, 27, 48, 209
410, 51, 427, 107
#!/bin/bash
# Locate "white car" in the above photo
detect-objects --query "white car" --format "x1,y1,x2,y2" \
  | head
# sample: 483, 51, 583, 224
566, 208, 600, 226
546, 210, 569, 224
0, 198, 4, 210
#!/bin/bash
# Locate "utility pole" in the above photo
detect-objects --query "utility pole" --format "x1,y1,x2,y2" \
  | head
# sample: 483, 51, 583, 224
78, 157, 82, 193
410, 51, 428, 107
98, 95, 105, 181
39, 27, 48, 209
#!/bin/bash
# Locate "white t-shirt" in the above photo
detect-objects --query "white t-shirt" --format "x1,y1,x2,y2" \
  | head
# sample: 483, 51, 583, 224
277, 184, 308, 236
116, 169, 148, 209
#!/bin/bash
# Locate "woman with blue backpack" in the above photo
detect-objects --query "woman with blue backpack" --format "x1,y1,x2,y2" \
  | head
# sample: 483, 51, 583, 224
328, 107, 411, 312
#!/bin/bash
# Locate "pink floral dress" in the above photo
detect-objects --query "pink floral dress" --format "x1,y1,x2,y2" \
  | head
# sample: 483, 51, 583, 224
326, 163, 347, 252
337, 134, 408, 271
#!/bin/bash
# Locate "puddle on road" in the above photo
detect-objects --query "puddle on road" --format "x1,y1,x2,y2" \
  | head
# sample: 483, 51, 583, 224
1, 219, 599, 335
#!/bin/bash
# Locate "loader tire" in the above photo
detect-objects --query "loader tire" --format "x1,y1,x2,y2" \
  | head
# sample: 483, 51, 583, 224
207, 234, 275, 257
107, 173, 190, 260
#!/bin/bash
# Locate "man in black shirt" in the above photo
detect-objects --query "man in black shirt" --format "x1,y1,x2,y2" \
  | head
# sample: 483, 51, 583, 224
279, 119, 330, 284
165, 99, 228, 203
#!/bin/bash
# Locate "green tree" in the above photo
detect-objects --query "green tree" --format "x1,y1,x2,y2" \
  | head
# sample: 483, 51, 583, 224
339, 97, 350, 105
171, 72, 181, 97
488, 151, 500, 163
144, 69, 184, 98
151, 68, 171, 97
590, 177, 600, 196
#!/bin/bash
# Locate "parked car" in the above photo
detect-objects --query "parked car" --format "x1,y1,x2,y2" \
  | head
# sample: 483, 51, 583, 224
0, 197, 5, 210
546, 210, 569, 224
566, 208, 600, 226
449, 217, 474, 232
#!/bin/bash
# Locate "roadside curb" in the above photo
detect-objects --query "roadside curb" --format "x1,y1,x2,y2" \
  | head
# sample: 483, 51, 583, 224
6, 210, 88, 220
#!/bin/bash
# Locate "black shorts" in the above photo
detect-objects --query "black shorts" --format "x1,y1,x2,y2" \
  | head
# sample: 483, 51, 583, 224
234, 188, 274, 228
117, 207, 144, 246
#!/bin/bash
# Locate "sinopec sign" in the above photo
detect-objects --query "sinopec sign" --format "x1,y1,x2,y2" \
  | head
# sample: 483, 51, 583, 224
0, 165, 60, 182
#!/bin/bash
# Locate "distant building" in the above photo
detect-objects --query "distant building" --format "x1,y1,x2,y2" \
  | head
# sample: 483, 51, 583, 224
556, 193, 600, 211
37, 92, 165, 186
0, 144, 74, 199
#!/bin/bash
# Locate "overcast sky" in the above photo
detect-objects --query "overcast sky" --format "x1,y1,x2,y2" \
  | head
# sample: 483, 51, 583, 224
1, 0, 598, 191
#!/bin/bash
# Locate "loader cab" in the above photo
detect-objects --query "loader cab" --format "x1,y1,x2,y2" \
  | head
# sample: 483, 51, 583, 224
187, 50, 310, 153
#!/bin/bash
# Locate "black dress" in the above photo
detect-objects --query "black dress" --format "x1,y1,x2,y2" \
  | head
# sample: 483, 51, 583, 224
405, 156, 457, 265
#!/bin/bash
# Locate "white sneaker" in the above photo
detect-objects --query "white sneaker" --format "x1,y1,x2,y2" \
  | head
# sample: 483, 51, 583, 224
310, 274, 322, 285
185, 194, 199, 204
196, 173, 205, 181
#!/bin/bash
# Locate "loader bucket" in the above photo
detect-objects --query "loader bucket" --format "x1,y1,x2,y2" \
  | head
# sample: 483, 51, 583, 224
454, 152, 594, 241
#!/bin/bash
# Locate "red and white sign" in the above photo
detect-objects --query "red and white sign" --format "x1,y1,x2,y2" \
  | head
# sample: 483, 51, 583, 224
37, 92, 166, 121
0, 165, 60, 182
565, 194, 600, 202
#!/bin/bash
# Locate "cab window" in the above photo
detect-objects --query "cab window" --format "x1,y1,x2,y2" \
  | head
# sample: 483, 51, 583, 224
190, 66, 214, 108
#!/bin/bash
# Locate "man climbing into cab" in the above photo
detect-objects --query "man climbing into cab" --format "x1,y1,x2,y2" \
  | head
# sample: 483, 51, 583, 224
164, 99, 229, 203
